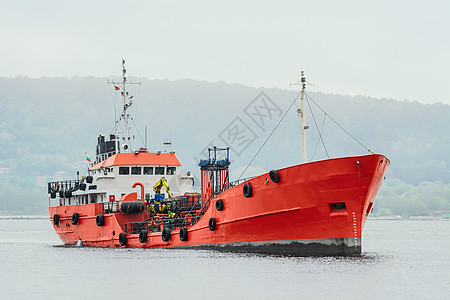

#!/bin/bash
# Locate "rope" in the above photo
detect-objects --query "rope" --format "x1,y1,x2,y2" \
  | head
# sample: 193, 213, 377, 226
236, 88, 374, 180
237, 92, 301, 180
305, 93, 373, 154
311, 113, 327, 160
306, 95, 329, 158
130, 116, 146, 147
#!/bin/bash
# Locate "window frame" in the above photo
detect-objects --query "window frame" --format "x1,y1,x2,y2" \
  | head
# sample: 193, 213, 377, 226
143, 167, 154, 175
119, 167, 130, 175
155, 166, 165, 175
131, 166, 142, 175
166, 166, 176, 175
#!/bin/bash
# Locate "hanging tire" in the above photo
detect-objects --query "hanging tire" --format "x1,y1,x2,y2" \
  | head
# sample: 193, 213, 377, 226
179, 228, 188, 241
269, 170, 280, 183
216, 199, 224, 211
71, 212, 79, 225
209, 218, 216, 231
50, 191, 57, 199
119, 232, 127, 246
139, 230, 148, 243
96, 214, 104, 226
162, 228, 171, 242
80, 183, 87, 191
86, 176, 93, 184
243, 183, 253, 198
53, 214, 59, 225
59, 190, 64, 198
65, 190, 72, 198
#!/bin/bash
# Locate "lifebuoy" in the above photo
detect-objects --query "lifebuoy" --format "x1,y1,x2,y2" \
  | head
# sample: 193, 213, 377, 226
53, 214, 59, 225
269, 170, 280, 183
162, 228, 171, 242
209, 218, 216, 231
179, 228, 188, 241
96, 214, 104, 226
139, 230, 148, 243
216, 199, 224, 211
243, 183, 253, 198
71, 213, 79, 225
119, 232, 127, 246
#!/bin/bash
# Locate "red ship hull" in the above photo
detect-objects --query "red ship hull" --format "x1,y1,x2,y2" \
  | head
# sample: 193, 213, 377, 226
48, 154, 389, 255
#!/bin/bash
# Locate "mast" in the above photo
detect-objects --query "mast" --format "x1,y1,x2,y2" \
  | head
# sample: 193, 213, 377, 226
108, 59, 140, 153
300, 71, 307, 163
121, 59, 131, 152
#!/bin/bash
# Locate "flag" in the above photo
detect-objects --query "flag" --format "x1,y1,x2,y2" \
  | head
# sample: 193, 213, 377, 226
115, 86, 120, 90
85, 154, 91, 162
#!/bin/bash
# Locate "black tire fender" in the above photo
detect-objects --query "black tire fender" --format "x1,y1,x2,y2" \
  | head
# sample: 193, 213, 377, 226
243, 183, 253, 198
179, 228, 188, 241
162, 228, 171, 242
53, 214, 59, 225
119, 232, 127, 246
216, 199, 224, 211
269, 170, 280, 183
139, 230, 148, 243
71, 213, 79, 225
96, 214, 104, 226
209, 218, 216, 231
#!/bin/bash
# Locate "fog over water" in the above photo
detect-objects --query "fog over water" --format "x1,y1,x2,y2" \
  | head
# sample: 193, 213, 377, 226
1, 0, 449, 104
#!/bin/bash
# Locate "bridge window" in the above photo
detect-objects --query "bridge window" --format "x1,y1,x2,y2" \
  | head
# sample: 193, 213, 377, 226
131, 167, 141, 175
155, 167, 165, 175
119, 167, 129, 175
166, 167, 176, 175
143, 167, 154, 175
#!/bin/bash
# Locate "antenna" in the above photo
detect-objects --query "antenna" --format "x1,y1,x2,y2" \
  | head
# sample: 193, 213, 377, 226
108, 59, 141, 153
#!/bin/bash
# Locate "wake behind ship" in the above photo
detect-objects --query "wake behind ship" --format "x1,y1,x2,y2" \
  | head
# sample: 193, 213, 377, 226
47, 61, 389, 255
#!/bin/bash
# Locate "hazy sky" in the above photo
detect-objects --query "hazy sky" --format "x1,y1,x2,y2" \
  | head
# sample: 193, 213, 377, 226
1, 0, 449, 104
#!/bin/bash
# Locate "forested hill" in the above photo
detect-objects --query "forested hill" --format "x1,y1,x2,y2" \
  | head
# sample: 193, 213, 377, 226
0, 76, 449, 216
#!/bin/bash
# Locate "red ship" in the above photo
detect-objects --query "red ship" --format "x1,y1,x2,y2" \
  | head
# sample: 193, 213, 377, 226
47, 62, 389, 255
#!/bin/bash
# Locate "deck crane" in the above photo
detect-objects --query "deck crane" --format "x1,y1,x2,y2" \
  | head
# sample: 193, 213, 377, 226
153, 177, 173, 199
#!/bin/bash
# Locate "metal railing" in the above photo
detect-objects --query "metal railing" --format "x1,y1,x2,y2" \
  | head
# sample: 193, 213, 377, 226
118, 176, 254, 234
120, 194, 210, 234
161, 195, 202, 213
182, 193, 214, 228
48, 180, 83, 193
94, 151, 116, 164
103, 201, 120, 214
121, 212, 201, 234
229, 176, 254, 188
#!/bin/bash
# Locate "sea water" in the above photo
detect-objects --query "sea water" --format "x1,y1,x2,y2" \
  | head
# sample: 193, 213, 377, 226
0, 218, 449, 299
